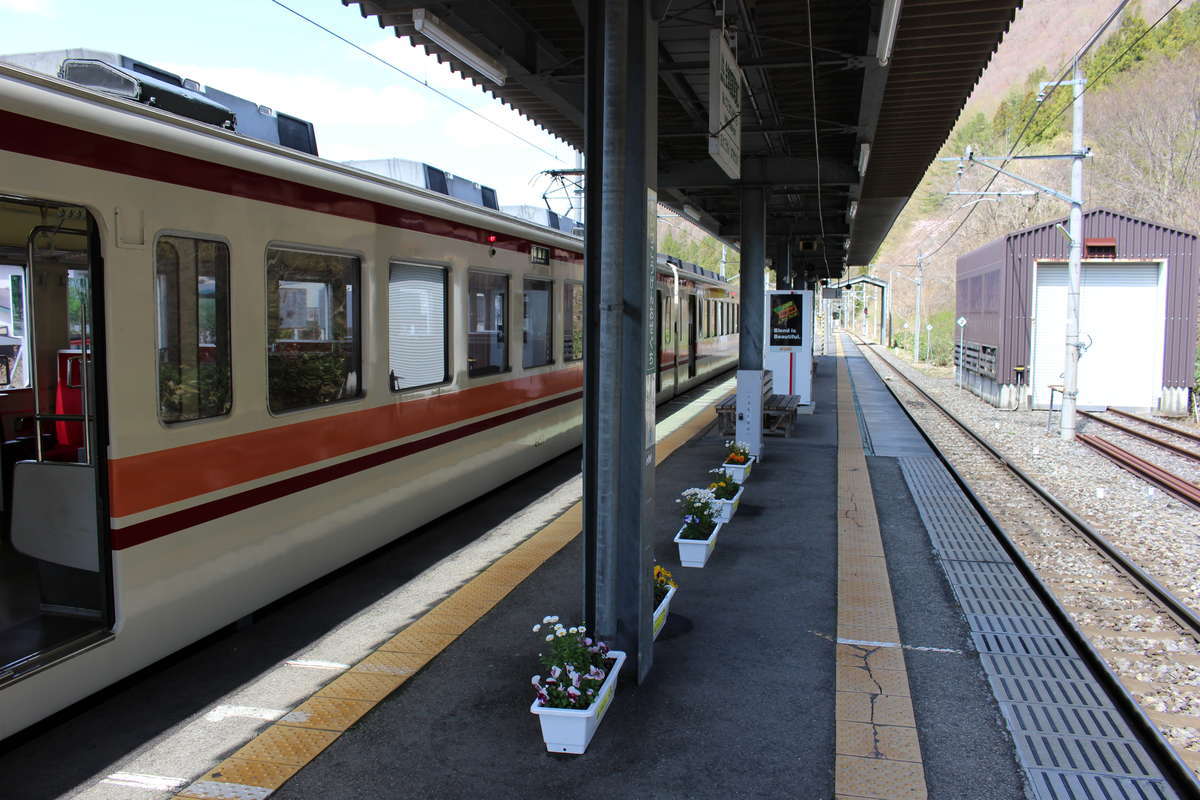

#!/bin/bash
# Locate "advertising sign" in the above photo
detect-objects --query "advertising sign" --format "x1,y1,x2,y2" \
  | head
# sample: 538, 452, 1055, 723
764, 290, 814, 403
708, 30, 742, 181
769, 293, 805, 348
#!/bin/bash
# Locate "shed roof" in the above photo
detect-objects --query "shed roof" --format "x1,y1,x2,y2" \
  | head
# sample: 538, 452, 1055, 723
1002, 207, 1199, 243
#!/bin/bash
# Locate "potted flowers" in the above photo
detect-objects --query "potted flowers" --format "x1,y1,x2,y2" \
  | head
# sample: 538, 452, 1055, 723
722, 440, 754, 483
652, 565, 678, 640
530, 616, 626, 754
672, 487, 722, 568
708, 467, 744, 523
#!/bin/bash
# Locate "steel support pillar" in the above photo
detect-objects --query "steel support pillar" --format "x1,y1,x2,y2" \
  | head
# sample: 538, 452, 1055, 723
737, 187, 766, 459
774, 240, 792, 289
582, 0, 657, 682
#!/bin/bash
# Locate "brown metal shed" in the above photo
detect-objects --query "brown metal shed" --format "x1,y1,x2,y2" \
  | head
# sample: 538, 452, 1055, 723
956, 208, 1198, 414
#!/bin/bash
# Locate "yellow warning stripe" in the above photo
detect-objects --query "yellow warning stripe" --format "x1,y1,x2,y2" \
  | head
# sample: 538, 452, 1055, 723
833, 335, 928, 800
173, 397, 719, 800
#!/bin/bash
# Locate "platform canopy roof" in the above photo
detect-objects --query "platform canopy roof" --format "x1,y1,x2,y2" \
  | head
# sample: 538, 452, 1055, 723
342, 0, 1020, 280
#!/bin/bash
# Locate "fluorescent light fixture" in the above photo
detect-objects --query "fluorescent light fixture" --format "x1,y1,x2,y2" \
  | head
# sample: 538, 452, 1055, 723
846, 200, 859, 221
412, 8, 508, 87
877, 0, 903, 66
682, 204, 701, 221
858, 143, 871, 176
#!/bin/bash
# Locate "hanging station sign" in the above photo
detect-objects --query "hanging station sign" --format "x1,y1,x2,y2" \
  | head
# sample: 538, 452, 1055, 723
708, 29, 742, 181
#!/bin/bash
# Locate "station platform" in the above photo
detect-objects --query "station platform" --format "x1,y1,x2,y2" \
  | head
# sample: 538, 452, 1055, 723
131, 338, 1182, 799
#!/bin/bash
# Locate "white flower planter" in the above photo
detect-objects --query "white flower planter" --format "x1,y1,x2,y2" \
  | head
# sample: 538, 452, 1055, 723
530, 650, 627, 754
673, 522, 723, 568
723, 456, 754, 484
652, 585, 677, 640
713, 485, 744, 523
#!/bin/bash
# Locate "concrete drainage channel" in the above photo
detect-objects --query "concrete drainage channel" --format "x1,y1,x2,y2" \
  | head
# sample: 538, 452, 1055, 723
851, 340, 1199, 800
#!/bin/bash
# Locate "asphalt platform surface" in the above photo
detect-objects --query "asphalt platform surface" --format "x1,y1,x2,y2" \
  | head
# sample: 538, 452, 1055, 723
273, 355, 1028, 799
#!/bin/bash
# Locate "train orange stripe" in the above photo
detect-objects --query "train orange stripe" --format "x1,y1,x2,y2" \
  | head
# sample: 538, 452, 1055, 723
108, 368, 583, 517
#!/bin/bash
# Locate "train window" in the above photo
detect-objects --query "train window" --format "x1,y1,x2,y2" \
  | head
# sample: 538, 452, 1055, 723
266, 246, 361, 413
388, 262, 448, 391
523, 277, 553, 369
562, 281, 584, 362
155, 235, 232, 423
468, 270, 509, 377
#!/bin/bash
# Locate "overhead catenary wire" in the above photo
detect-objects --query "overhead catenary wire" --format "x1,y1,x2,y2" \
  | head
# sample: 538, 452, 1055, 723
1016, 0, 1184, 153
920, 0, 1135, 260
267, 0, 565, 161
804, 0, 831, 279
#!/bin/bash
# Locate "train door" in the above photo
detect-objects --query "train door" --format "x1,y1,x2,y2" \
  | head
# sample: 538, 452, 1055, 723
0, 198, 110, 683
655, 289, 663, 393
687, 294, 698, 379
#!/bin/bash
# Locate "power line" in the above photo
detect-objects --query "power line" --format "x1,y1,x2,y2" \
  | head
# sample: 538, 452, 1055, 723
1016, 0, 1184, 151
920, 0, 1135, 260
267, 0, 565, 162
804, 0, 831, 279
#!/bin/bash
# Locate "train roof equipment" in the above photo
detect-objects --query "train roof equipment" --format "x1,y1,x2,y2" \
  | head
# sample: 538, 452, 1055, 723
0, 48, 318, 155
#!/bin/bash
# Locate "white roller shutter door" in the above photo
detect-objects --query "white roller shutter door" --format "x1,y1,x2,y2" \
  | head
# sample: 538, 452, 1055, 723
1031, 262, 1162, 409
388, 263, 446, 390
1077, 263, 1161, 408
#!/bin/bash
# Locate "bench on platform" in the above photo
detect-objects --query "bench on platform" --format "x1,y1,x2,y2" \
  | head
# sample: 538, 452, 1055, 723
715, 370, 800, 437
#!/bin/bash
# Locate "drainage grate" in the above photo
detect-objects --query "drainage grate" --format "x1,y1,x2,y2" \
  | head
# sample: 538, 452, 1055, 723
1000, 702, 1134, 742
1013, 731, 1161, 778
897, 455, 1178, 800
966, 613, 1062, 638
980, 653, 1093, 683
1027, 769, 1175, 800
988, 675, 1116, 710
972, 631, 1076, 660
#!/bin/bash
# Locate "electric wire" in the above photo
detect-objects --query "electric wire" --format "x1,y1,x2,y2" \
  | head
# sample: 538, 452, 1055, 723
1016, 0, 1184, 153
267, 0, 565, 161
804, 0, 831, 279
919, 0, 1135, 260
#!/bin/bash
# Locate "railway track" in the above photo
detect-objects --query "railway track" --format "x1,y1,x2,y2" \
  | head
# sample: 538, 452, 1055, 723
1074, 409, 1200, 509
852, 337, 1200, 785
1078, 409, 1200, 465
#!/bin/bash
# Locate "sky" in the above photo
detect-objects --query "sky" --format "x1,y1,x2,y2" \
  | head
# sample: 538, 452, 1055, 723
0, 0, 580, 209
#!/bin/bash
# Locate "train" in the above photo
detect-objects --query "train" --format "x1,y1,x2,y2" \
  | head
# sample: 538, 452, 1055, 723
0, 59, 739, 739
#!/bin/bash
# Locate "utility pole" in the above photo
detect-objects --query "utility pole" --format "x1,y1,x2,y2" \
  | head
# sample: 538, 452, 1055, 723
1060, 58, 1086, 442
913, 254, 924, 363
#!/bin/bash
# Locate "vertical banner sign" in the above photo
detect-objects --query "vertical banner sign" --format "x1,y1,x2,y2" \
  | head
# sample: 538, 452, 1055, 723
645, 189, 658, 447
770, 294, 804, 347
708, 30, 742, 181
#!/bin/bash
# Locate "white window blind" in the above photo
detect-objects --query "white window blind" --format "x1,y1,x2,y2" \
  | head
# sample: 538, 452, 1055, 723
389, 263, 447, 390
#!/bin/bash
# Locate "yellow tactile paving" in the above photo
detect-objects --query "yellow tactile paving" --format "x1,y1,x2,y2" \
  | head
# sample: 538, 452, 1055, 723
835, 692, 917, 728
182, 758, 302, 792
835, 336, 927, 800
376, 629, 458, 654
352, 650, 431, 677
315, 671, 407, 702
836, 754, 929, 799
280, 696, 375, 732
179, 387, 723, 799
226, 725, 340, 767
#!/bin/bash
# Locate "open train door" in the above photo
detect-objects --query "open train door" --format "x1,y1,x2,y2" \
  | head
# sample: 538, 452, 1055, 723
1, 203, 111, 682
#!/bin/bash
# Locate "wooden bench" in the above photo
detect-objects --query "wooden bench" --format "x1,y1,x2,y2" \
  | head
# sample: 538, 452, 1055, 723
715, 370, 800, 437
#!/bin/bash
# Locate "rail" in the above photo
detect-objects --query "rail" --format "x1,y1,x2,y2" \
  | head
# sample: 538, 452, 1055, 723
1107, 407, 1200, 447
1077, 433, 1200, 509
1077, 409, 1200, 464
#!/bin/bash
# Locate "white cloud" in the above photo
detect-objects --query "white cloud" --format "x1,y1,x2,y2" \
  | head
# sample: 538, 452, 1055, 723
0, 0, 57, 17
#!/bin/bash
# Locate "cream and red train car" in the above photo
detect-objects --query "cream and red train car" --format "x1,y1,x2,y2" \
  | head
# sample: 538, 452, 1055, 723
0, 64, 739, 738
